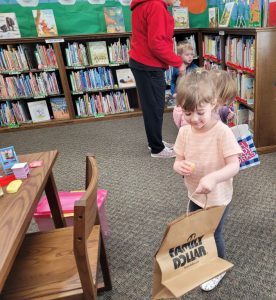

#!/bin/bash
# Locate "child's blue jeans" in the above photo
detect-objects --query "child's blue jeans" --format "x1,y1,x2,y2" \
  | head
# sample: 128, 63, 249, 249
188, 200, 230, 259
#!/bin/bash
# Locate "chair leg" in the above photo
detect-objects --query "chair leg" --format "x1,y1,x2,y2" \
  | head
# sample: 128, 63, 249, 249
98, 233, 112, 292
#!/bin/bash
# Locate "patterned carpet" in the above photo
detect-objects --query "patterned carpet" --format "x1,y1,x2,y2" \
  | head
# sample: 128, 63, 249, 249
1, 114, 275, 300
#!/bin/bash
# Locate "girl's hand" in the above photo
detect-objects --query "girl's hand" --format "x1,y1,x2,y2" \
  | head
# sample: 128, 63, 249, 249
173, 160, 195, 176
195, 174, 217, 194
173, 93, 177, 98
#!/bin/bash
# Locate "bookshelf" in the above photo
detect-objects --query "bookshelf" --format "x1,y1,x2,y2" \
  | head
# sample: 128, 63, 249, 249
0, 29, 276, 153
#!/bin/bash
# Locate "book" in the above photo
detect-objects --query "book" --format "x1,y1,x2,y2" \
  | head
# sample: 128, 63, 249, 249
172, 7, 189, 29
116, 68, 135, 88
219, 2, 235, 27
165, 90, 176, 108
249, 0, 262, 27
241, 75, 254, 105
104, 7, 125, 33
87, 41, 109, 65
268, 0, 276, 26
0, 146, 18, 175
209, 7, 219, 28
27, 100, 51, 122
0, 13, 21, 39
50, 97, 70, 120
32, 9, 58, 37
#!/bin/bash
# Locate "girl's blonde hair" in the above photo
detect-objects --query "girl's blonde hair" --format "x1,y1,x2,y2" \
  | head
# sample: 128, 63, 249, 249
177, 42, 194, 55
176, 68, 216, 111
209, 69, 237, 106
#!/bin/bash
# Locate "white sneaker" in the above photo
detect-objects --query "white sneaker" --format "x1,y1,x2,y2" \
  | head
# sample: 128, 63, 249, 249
148, 141, 174, 151
151, 147, 176, 158
162, 140, 174, 149
200, 272, 226, 292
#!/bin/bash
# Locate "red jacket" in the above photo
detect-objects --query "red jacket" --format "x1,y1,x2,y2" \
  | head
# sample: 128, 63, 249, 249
129, 0, 183, 69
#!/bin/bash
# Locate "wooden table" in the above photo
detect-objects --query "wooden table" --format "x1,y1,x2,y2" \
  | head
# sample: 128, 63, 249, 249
0, 150, 66, 292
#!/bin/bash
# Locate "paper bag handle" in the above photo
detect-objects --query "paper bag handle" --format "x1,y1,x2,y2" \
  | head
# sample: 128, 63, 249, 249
186, 193, 208, 217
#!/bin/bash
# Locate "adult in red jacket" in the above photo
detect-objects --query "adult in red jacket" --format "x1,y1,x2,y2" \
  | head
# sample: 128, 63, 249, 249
129, 0, 185, 158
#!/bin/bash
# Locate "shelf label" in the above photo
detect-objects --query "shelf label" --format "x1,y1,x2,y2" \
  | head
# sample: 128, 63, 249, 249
219, 31, 225, 36
45, 38, 64, 44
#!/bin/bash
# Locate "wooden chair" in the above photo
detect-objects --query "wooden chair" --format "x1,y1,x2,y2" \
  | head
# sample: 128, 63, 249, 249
2, 155, 112, 299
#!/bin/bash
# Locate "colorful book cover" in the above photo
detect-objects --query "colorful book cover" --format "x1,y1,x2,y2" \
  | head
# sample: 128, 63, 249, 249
104, 7, 125, 33
87, 41, 109, 65
0, 13, 21, 39
27, 100, 51, 122
50, 97, 70, 120
209, 7, 219, 28
32, 9, 58, 37
0, 146, 18, 175
241, 75, 254, 105
249, 0, 262, 27
268, 0, 276, 26
116, 68, 135, 88
219, 2, 235, 27
172, 7, 189, 29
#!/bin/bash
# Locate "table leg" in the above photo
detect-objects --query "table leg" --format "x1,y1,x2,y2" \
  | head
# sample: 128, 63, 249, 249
45, 171, 66, 228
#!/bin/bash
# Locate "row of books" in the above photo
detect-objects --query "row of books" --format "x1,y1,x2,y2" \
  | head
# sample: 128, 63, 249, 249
70, 68, 114, 93
34, 44, 57, 69
228, 69, 254, 105
0, 97, 69, 126
64, 39, 130, 67
225, 36, 255, 70
69, 67, 136, 93
75, 91, 131, 117
0, 44, 57, 72
0, 72, 60, 99
202, 35, 222, 61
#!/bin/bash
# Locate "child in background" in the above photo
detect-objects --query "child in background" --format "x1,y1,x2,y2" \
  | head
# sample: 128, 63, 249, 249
170, 42, 198, 97
209, 69, 236, 124
173, 69, 242, 291
171, 42, 198, 129
173, 69, 236, 128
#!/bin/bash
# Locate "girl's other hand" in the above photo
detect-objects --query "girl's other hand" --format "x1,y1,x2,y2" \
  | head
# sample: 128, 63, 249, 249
195, 174, 217, 194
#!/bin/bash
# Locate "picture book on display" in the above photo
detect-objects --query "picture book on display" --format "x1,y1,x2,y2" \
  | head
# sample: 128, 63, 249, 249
116, 68, 135, 88
0, 146, 18, 175
32, 9, 58, 37
104, 7, 125, 33
248, 0, 262, 27
209, 7, 219, 28
87, 41, 109, 65
219, 2, 235, 27
241, 75, 254, 105
27, 100, 51, 122
50, 97, 70, 120
268, 0, 276, 26
0, 13, 21, 39
172, 7, 189, 29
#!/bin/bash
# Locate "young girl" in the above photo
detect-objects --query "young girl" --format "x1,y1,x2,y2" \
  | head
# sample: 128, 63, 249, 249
209, 69, 236, 124
173, 69, 236, 128
173, 69, 242, 291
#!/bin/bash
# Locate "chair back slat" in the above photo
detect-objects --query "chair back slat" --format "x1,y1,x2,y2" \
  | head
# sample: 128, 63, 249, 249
73, 155, 99, 299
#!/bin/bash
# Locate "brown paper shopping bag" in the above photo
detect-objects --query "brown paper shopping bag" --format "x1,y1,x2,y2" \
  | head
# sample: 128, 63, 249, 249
152, 205, 234, 299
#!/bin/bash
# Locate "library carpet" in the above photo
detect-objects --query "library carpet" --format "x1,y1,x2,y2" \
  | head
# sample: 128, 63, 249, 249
1, 114, 275, 300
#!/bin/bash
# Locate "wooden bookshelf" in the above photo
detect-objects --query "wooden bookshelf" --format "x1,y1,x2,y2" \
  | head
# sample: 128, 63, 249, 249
1, 29, 276, 153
